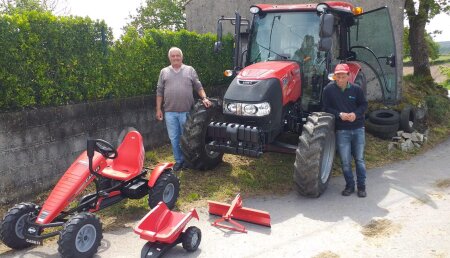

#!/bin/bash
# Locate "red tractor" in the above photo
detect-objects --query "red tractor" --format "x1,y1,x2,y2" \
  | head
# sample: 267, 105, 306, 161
181, 2, 398, 197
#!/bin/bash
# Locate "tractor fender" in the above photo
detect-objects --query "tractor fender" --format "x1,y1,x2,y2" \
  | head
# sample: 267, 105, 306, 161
147, 162, 174, 187
345, 61, 362, 83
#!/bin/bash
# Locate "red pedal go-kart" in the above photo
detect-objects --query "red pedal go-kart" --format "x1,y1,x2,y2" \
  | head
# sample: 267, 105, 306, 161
0, 130, 180, 257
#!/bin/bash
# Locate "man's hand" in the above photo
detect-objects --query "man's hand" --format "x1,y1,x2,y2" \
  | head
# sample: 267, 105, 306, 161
202, 98, 212, 108
340, 112, 356, 122
156, 110, 163, 121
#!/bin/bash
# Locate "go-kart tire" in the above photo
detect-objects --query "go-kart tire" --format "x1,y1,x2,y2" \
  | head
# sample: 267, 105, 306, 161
148, 170, 180, 209
182, 226, 201, 252
369, 110, 400, 125
180, 100, 224, 170
58, 212, 102, 258
400, 106, 416, 133
0, 202, 38, 249
293, 112, 335, 198
365, 120, 399, 140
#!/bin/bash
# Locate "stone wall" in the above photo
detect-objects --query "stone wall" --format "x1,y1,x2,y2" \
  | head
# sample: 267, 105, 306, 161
185, 0, 405, 102
0, 95, 168, 204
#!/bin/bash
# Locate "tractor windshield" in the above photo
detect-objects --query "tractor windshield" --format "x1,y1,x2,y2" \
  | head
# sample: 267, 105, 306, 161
248, 11, 324, 64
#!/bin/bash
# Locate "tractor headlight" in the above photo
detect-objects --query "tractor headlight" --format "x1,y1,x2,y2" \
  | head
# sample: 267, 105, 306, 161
223, 101, 271, 117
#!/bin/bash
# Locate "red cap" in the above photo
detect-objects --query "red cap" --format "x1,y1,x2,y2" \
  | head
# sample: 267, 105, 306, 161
334, 64, 350, 74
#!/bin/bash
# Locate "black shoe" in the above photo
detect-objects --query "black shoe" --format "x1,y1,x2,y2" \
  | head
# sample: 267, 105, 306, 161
341, 186, 355, 196
182, 162, 192, 169
173, 162, 183, 172
357, 186, 367, 198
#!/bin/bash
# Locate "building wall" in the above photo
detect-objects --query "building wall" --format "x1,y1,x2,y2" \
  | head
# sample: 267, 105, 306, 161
185, 0, 405, 102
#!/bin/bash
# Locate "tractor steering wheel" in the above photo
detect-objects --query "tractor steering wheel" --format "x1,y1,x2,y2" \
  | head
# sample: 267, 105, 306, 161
94, 139, 118, 159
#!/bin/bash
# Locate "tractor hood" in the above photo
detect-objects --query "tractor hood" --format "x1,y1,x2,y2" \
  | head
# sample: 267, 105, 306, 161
237, 61, 298, 81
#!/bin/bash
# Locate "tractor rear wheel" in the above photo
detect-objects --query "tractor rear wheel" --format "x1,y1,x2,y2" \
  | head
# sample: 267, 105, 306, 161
0, 202, 38, 249
180, 100, 224, 170
293, 112, 335, 197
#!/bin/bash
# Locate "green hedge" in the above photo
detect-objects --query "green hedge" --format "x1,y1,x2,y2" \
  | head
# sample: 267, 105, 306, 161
0, 12, 233, 111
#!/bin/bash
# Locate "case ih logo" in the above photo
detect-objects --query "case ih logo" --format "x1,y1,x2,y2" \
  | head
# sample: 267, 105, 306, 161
27, 227, 37, 234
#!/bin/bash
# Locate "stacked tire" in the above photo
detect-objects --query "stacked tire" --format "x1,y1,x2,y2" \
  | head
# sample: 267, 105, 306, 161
366, 109, 400, 139
366, 107, 416, 139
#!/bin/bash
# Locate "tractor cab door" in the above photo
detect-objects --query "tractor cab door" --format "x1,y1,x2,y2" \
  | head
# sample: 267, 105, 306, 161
348, 7, 398, 103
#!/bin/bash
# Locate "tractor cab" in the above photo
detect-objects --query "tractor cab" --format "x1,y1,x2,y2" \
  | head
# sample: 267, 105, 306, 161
215, 2, 398, 110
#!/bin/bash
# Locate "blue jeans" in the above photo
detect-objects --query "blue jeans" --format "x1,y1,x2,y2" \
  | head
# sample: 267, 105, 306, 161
165, 112, 189, 164
336, 127, 367, 188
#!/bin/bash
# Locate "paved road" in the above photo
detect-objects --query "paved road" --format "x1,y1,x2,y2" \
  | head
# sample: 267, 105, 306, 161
2, 138, 450, 258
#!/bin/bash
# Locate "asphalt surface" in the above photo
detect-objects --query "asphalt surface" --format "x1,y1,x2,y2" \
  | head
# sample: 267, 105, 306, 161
2, 137, 450, 258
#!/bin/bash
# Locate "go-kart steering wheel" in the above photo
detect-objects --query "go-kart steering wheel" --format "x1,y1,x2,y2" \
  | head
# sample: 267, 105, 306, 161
93, 139, 118, 159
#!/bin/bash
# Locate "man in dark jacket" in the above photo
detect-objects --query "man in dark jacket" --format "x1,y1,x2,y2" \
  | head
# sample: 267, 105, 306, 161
322, 63, 368, 197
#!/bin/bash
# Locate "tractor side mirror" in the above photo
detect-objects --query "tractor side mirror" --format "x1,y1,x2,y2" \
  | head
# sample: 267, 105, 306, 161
214, 20, 224, 53
214, 41, 223, 53
318, 13, 334, 51
319, 13, 334, 37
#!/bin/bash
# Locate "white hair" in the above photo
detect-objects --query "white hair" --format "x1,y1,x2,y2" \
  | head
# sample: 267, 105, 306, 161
168, 47, 183, 58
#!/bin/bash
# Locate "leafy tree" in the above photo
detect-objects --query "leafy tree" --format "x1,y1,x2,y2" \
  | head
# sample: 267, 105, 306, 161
403, 27, 440, 60
125, 0, 186, 35
404, 0, 450, 77
0, 0, 67, 14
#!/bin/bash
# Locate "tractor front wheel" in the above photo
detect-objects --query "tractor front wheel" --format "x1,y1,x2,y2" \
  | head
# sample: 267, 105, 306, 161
180, 100, 224, 170
58, 212, 103, 258
294, 112, 336, 197
0, 202, 38, 249
148, 170, 180, 209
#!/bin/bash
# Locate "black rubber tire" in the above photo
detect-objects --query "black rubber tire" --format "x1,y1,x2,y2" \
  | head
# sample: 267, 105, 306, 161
365, 120, 399, 139
400, 106, 416, 133
182, 226, 201, 252
180, 100, 224, 170
140, 242, 153, 258
57, 212, 102, 258
354, 70, 367, 99
368, 110, 400, 125
293, 112, 336, 198
148, 170, 180, 209
0, 202, 38, 249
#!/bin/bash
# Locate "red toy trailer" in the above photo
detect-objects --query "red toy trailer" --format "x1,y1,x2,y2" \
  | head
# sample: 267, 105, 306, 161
134, 202, 201, 258
0, 130, 180, 257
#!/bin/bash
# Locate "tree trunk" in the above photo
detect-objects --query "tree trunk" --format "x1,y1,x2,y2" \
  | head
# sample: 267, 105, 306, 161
405, 0, 432, 78
408, 18, 431, 77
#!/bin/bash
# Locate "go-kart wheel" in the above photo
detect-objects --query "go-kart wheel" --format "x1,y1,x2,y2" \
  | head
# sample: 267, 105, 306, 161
94, 139, 118, 159
0, 202, 38, 249
58, 212, 103, 258
148, 170, 180, 209
182, 226, 201, 252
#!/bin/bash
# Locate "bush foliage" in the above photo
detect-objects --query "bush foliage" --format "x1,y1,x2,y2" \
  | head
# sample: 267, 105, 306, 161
0, 12, 232, 110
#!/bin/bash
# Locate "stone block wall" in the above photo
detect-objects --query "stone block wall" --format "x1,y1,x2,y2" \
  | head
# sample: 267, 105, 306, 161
0, 95, 167, 204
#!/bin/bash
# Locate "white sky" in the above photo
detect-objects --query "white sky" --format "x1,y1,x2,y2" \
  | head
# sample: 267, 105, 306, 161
61, 1, 450, 42
61, 0, 144, 39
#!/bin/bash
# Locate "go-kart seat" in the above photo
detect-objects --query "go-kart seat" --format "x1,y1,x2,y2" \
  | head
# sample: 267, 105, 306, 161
101, 131, 145, 181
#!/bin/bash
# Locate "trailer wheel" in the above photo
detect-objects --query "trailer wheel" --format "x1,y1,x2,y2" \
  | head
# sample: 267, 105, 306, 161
58, 212, 102, 258
293, 112, 335, 197
180, 100, 224, 170
0, 202, 38, 249
182, 226, 201, 252
400, 106, 416, 133
148, 170, 180, 209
